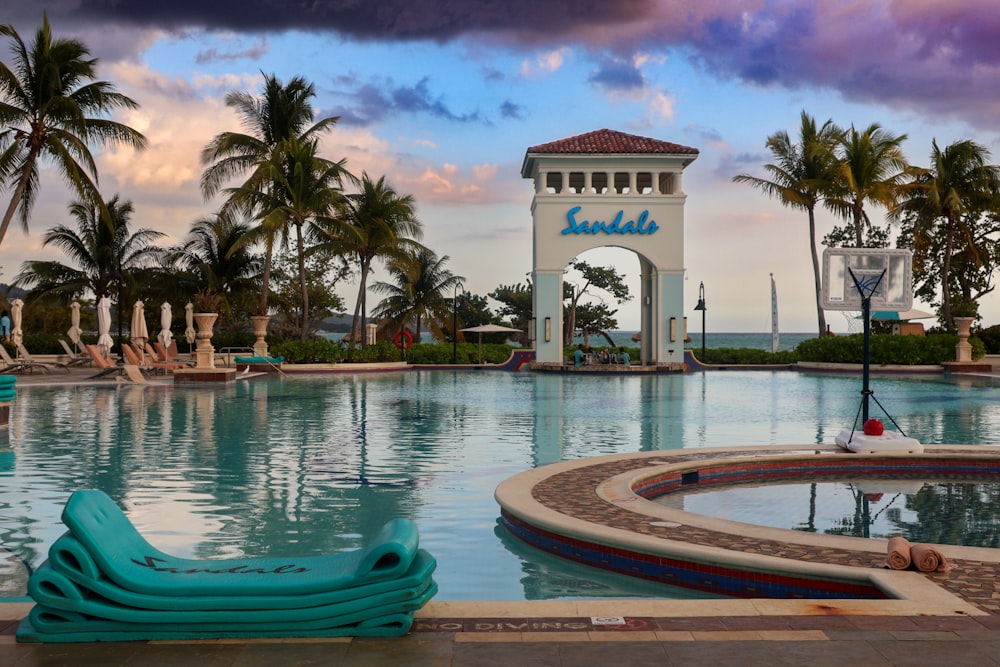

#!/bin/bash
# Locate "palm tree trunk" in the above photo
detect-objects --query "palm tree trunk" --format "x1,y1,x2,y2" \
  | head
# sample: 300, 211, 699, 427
257, 236, 274, 316
295, 222, 309, 343
807, 207, 828, 337
942, 225, 956, 330
351, 261, 370, 346
853, 203, 864, 247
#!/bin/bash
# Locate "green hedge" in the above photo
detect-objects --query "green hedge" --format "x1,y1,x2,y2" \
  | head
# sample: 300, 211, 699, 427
689, 347, 798, 365
266, 340, 516, 365
795, 333, 984, 365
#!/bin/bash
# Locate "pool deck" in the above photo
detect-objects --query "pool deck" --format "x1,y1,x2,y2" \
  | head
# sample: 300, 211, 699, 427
5, 366, 1000, 664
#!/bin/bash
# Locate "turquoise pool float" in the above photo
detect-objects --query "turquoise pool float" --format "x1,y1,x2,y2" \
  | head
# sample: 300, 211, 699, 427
19, 607, 425, 642
28, 563, 435, 624
42, 536, 436, 610
59, 490, 419, 596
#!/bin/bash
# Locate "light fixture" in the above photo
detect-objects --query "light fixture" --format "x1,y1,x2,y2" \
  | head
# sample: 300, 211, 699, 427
544, 317, 551, 342
669, 317, 676, 342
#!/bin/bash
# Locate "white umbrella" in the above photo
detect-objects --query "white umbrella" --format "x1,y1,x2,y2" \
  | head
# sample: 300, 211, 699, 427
67, 302, 82, 348
10, 298, 22, 349
158, 302, 173, 348
97, 296, 113, 356
184, 302, 196, 348
460, 323, 522, 364
131, 301, 149, 357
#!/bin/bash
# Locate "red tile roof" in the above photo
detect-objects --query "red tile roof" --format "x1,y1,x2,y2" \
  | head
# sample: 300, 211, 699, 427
526, 129, 699, 156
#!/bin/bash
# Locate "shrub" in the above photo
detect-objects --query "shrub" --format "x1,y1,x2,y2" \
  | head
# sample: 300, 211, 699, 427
795, 333, 984, 365
693, 347, 798, 365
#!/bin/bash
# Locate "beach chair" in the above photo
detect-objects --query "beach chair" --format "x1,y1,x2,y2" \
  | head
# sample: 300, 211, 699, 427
0, 345, 51, 374
58, 339, 93, 367
122, 344, 187, 374
15, 343, 72, 373
84, 345, 124, 379
153, 340, 181, 362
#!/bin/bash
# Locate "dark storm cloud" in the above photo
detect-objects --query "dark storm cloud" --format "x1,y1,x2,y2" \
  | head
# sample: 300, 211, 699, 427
19, 1, 1000, 131
499, 100, 524, 120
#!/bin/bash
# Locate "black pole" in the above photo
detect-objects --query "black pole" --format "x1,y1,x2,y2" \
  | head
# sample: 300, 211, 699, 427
694, 281, 707, 362
452, 284, 459, 364
861, 291, 871, 423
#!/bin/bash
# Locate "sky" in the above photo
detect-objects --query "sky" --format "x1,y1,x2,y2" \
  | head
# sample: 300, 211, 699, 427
2, 1, 1000, 333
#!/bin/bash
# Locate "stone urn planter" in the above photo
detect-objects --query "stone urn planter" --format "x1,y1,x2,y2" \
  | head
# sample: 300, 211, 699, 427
193, 312, 219, 369
250, 315, 271, 357
955, 316, 974, 362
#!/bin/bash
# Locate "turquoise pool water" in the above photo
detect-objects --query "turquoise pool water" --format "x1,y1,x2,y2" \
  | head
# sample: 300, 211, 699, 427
2, 370, 999, 600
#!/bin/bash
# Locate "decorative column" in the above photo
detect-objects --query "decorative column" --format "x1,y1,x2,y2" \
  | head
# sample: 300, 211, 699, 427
250, 315, 270, 357
194, 313, 219, 369
955, 317, 974, 362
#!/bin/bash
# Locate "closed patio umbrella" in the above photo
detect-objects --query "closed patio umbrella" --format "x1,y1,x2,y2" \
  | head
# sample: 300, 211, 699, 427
184, 302, 196, 351
131, 300, 149, 361
158, 302, 173, 348
97, 296, 113, 356
67, 302, 82, 349
460, 323, 522, 364
10, 298, 22, 350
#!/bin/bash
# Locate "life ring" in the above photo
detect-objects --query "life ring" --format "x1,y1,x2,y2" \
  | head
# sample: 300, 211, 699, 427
393, 330, 414, 350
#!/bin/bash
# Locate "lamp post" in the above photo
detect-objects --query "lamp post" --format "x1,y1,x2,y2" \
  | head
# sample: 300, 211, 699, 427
451, 282, 463, 364
694, 281, 707, 362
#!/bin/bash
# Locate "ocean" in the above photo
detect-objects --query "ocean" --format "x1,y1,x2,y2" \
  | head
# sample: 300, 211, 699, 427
574, 331, 815, 352
322, 331, 816, 352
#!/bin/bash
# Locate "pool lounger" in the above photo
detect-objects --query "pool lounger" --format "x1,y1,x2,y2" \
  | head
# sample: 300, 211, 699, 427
59, 489, 419, 596
32, 548, 436, 612
17, 490, 437, 642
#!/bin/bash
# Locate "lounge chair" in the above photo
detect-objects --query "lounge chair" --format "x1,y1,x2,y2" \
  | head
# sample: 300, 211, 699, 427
15, 343, 72, 373
0, 345, 51, 374
154, 340, 180, 362
122, 344, 187, 374
58, 340, 94, 367
84, 345, 124, 379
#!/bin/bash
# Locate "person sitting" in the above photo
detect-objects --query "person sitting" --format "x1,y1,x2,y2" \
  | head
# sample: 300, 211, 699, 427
617, 346, 631, 365
0, 311, 8, 340
573, 344, 584, 366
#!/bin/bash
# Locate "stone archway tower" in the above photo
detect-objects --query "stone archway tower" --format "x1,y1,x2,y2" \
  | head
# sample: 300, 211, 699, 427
521, 129, 699, 366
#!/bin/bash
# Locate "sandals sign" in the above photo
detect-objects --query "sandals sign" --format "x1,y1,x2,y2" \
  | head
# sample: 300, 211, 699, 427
561, 206, 659, 236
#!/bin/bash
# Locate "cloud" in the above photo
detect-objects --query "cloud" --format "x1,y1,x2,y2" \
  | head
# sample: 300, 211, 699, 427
499, 100, 525, 120
35, 0, 1000, 131
194, 35, 269, 64
588, 58, 645, 94
329, 76, 483, 127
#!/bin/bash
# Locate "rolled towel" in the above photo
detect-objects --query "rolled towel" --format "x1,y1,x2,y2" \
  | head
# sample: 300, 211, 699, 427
886, 536, 912, 570
910, 543, 952, 573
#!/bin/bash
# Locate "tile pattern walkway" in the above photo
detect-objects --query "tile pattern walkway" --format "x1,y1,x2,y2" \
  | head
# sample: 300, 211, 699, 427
530, 447, 1000, 614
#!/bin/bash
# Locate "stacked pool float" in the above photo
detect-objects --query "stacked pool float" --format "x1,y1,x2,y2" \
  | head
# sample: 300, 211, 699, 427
17, 489, 437, 642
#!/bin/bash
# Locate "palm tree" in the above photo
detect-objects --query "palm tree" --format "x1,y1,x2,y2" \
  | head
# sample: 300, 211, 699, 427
826, 123, 910, 247
228, 136, 351, 342
200, 73, 338, 316
0, 15, 146, 247
894, 139, 1000, 329
325, 173, 423, 346
733, 111, 841, 337
13, 194, 164, 305
370, 248, 463, 342
168, 214, 263, 320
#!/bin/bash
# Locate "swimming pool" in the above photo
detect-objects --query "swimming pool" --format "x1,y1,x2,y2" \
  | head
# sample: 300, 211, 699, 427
2, 370, 999, 601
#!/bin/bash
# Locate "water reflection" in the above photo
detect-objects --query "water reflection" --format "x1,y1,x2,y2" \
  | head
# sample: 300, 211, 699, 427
0, 371, 998, 600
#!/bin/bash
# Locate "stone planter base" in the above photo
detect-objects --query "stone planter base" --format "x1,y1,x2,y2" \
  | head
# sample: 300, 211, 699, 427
173, 368, 237, 383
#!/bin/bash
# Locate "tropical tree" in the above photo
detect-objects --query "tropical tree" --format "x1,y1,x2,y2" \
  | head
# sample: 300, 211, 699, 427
562, 260, 630, 345
825, 123, 910, 247
167, 214, 263, 324
227, 136, 351, 342
13, 194, 164, 306
733, 111, 842, 337
200, 73, 338, 316
894, 139, 1000, 329
328, 173, 423, 346
269, 251, 347, 337
370, 248, 463, 342
0, 15, 147, 247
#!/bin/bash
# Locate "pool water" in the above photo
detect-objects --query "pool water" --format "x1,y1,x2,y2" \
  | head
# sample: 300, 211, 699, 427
663, 479, 1000, 546
2, 370, 1000, 600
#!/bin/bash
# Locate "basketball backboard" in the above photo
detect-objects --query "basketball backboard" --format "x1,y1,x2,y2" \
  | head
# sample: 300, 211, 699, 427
822, 248, 913, 311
